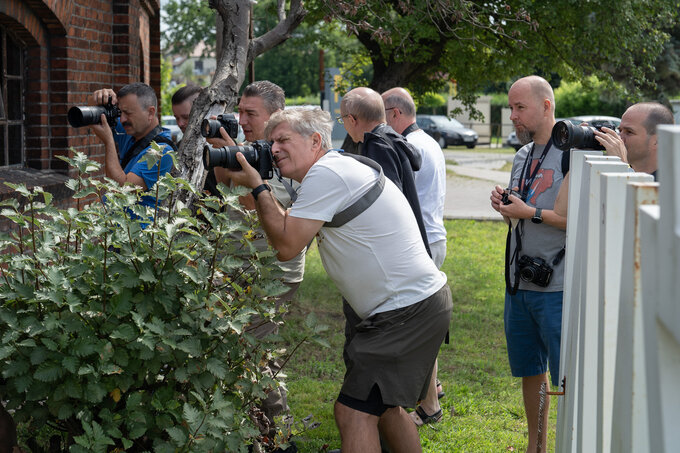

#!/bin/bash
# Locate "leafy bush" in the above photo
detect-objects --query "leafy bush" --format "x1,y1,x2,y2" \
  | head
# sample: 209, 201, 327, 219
0, 148, 294, 451
554, 76, 628, 118
416, 92, 447, 115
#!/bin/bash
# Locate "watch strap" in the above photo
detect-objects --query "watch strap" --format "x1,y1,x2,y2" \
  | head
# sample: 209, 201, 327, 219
532, 207, 543, 224
251, 184, 271, 201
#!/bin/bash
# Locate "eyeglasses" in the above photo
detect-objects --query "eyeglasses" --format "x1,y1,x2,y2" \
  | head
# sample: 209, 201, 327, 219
336, 114, 352, 125
385, 107, 400, 115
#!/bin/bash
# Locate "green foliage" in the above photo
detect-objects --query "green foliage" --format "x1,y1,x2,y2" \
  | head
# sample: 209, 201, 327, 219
285, 94, 321, 107
310, 0, 678, 111
1, 148, 303, 451
160, 57, 176, 117
162, 0, 216, 57
554, 77, 628, 118
249, 3, 363, 98
417, 92, 447, 115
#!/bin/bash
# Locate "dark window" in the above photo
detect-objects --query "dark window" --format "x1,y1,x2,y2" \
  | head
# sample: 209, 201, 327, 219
0, 28, 25, 167
194, 59, 203, 74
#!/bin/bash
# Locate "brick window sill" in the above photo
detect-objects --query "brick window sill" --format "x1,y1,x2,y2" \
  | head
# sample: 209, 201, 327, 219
0, 167, 73, 205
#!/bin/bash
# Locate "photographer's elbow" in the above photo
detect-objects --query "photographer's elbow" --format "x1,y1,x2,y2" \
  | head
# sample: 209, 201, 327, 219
276, 250, 296, 262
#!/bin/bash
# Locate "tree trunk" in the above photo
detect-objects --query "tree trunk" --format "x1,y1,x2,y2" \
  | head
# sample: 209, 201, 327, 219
174, 0, 306, 206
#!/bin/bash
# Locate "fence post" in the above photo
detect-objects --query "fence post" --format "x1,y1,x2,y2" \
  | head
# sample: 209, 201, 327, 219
556, 151, 609, 452
639, 203, 663, 452
596, 172, 654, 452
609, 182, 658, 451
575, 158, 629, 452
652, 125, 680, 451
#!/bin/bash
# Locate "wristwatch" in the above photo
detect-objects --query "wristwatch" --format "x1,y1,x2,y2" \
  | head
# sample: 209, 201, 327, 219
251, 184, 271, 201
531, 207, 543, 224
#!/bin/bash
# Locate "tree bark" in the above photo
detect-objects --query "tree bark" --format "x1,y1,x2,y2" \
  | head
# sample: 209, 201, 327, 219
174, 0, 306, 206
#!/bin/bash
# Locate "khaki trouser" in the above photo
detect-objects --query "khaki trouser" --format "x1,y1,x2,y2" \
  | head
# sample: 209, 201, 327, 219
245, 282, 300, 434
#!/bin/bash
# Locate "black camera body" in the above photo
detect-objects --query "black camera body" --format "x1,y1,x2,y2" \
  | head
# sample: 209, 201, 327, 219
201, 114, 239, 139
501, 188, 522, 205
203, 140, 274, 180
551, 120, 618, 151
518, 255, 553, 287
68, 99, 121, 128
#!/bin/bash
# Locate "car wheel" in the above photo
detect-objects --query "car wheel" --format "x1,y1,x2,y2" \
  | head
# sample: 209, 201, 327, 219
437, 135, 446, 149
466, 142, 476, 149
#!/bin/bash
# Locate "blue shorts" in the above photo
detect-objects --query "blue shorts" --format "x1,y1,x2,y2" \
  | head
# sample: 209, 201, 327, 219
504, 290, 562, 387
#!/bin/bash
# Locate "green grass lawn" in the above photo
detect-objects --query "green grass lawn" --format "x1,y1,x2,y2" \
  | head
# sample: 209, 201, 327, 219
280, 219, 557, 452
444, 145, 517, 154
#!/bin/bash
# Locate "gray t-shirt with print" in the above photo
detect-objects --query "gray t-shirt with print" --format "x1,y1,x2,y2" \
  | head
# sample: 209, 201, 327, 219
508, 142, 566, 292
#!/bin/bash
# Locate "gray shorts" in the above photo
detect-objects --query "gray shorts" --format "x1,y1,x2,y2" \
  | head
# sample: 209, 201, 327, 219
341, 284, 452, 408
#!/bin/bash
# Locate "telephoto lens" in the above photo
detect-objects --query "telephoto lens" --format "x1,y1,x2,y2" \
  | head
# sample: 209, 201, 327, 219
67, 97, 120, 128
200, 114, 239, 139
203, 140, 274, 180
551, 120, 605, 151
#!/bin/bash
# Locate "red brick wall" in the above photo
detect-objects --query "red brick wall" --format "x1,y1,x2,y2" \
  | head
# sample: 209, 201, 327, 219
0, 0, 162, 216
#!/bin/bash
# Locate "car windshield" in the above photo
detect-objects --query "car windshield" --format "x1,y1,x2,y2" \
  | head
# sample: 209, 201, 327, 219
429, 116, 464, 128
162, 117, 177, 126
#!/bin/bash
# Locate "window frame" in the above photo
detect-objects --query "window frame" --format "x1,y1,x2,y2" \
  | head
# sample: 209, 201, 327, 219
0, 27, 26, 168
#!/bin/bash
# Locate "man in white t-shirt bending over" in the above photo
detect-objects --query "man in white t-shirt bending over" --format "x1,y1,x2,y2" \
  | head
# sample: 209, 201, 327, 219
222, 107, 453, 453
382, 87, 448, 426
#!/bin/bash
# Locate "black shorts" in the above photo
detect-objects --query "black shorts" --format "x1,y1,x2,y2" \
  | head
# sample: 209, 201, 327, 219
339, 284, 452, 411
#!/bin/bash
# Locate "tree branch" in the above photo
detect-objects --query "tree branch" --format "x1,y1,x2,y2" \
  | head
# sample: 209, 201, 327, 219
249, 0, 307, 62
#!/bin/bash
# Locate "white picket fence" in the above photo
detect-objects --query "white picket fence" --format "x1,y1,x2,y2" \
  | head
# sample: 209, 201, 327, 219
555, 125, 680, 452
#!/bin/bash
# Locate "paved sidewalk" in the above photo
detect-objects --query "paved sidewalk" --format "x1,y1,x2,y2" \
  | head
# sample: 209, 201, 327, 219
442, 150, 513, 221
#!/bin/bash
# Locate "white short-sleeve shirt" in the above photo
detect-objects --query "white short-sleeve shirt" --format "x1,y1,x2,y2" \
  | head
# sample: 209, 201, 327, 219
290, 152, 447, 319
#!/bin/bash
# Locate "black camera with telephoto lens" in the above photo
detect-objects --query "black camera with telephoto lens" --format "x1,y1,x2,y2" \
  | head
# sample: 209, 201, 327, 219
201, 114, 239, 139
203, 140, 274, 180
502, 188, 522, 205
551, 120, 618, 151
67, 97, 121, 128
518, 255, 553, 287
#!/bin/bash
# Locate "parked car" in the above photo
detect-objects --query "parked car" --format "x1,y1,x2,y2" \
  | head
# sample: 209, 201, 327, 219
567, 115, 621, 130
161, 115, 182, 143
416, 114, 478, 149
504, 116, 618, 151
504, 131, 522, 151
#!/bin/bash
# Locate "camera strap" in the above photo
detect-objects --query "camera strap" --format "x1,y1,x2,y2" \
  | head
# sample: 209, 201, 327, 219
505, 220, 523, 295
324, 153, 385, 228
518, 140, 552, 201
120, 125, 177, 171
273, 167, 299, 205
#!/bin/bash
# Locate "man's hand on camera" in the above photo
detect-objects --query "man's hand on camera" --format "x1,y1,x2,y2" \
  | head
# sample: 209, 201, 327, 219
498, 187, 534, 219
206, 126, 237, 148
221, 152, 264, 190
594, 127, 627, 163
92, 89, 117, 106
490, 185, 505, 212
90, 113, 115, 145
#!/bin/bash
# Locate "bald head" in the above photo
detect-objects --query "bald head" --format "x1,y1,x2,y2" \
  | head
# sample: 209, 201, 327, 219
381, 87, 417, 135
382, 87, 416, 118
342, 87, 386, 123
340, 87, 388, 142
627, 102, 675, 135
510, 76, 555, 115
508, 75, 556, 145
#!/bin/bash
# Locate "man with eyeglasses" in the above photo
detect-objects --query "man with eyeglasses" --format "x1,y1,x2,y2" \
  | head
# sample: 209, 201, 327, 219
338, 87, 429, 250
338, 88, 437, 436
382, 87, 448, 427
